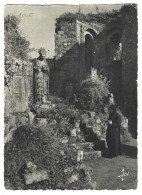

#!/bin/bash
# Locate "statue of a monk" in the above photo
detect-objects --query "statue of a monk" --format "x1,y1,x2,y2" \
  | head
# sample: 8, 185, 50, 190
33, 48, 49, 104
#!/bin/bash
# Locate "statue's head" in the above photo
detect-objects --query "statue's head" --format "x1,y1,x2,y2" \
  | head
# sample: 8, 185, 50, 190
39, 48, 46, 59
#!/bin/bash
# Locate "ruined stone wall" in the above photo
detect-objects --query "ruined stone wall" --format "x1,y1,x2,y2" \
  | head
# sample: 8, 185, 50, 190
51, 9, 137, 137
55, 22, 77, 60
50, 21, 81, 97
4, 56, 33, 133
50, 19, 107, 98
121, 5, 137, 136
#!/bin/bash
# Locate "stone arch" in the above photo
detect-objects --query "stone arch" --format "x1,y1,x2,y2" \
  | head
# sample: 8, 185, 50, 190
106, 29, 122, 63
84, 29, 96, 76
85, 28, 97, 38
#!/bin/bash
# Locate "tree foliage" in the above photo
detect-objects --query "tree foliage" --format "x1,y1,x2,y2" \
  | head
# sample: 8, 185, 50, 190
56, 10, 119, 28
4, 15, 30, 60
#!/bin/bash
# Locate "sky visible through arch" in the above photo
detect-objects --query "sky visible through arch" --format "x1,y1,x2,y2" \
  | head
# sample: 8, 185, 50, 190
4, 4, 122, 59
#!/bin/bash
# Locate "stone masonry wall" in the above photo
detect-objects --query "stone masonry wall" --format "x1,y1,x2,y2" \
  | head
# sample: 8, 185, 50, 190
55, 22, 77, 60
121, 5, 137, 136
50, 20, 107, 98
4, 55, 33, 133
50, 21, 80, 98
50, 9, 137, 136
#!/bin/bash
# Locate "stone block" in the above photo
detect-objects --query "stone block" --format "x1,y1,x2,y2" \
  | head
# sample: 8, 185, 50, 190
24, 169, 49, 185
83, 151, 102, 160
26, 161, 37, 172
13, 76, 25, 94
68, 174, 78, 184
28, 111, 35, 124
35, 118, 48, 128
11, 94, 28, 112
9, 114, 16, 127
77, 150, 83, 162
70, 129, 77, 137
78, 142, 94, 151
15, 113, 29, 127
60, 137, 69, 144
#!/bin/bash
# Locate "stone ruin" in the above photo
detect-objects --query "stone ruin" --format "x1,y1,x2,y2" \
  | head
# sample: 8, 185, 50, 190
50, 5, 137, 137
4, 5, 137, 138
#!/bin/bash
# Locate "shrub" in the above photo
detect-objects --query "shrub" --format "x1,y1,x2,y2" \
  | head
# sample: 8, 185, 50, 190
77, 75, 110, 114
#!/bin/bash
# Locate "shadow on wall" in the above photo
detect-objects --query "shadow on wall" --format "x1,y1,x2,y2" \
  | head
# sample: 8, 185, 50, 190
50, 9, 137, 138
49, 42, 88, 98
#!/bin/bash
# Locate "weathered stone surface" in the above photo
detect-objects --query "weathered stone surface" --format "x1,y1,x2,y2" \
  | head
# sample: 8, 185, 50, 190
70, 129, 77, 137
27, 162, 37, 171
83, 151, 102, 160
77, 150, 83, 162
11, 94, 28, 112
68, 174, 78, 184
24, 169, 49, 185
13, 76, 25, 94
60, 137, 69, 144
8, 114, 16, 127
15, 113, 29, 127
35, 118, 48, 128
28, 111, 35, 124
78, 142, 94, 151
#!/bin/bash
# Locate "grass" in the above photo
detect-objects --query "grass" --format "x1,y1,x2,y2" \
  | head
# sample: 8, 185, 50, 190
84, 138, 137, 190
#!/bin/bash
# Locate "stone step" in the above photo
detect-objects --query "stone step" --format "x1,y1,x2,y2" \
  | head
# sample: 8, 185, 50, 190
69, 142, 94, 150
77, 142, 94, 151
83, 151, 102, 160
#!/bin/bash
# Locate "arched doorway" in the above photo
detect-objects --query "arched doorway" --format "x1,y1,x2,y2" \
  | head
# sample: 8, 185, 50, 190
84, 29, 96, 77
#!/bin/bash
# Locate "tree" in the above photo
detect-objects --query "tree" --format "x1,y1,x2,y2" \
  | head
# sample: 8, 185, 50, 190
4, 15, 30, 60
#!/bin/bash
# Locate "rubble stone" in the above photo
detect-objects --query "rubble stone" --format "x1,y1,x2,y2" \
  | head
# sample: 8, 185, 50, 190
24, 169, 49, 185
